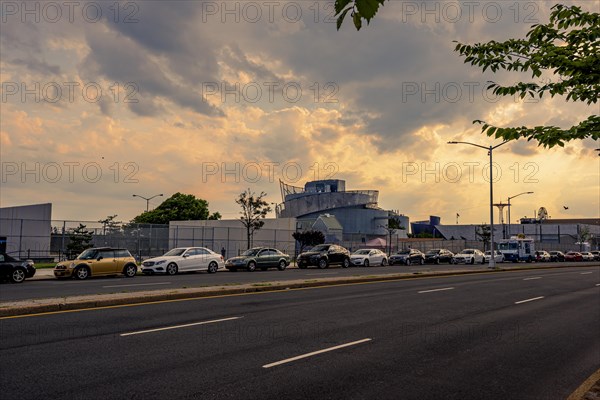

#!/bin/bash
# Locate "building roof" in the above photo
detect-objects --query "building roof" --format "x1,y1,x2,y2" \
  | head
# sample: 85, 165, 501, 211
313, 214, 343, 231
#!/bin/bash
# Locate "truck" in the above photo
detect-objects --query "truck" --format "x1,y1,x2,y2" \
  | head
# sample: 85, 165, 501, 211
496, 237, 535, 262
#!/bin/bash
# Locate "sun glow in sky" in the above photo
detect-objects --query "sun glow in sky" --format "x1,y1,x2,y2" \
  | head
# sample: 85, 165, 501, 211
1, 0, 598, 224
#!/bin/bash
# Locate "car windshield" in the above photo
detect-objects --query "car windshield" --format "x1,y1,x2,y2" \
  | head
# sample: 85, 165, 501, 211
77, 249, 99, 260
462, 250, 474, 254
396, 250, 410, 255
311, 245, 330, 252
354, 250, 371, 255
163, 248, 187, 257
242, 248, 261, 256
425, 250, 439, 255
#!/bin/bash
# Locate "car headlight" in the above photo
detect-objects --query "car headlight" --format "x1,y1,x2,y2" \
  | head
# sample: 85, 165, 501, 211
155, 260, 166, 265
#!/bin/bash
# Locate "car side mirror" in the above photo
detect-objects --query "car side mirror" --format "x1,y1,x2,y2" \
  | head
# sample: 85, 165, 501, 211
183, 254, 189, 258
97, 256, 103, 261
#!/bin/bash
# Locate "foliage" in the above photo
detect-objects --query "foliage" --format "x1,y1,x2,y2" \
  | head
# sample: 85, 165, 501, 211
66, 224, 93, 258
236, 189, 272, 248
335, 3, 599, 148
98, 215, 122, 234
132, 193, 221, 224
293, 230, 326, 254
475, 224, 491, 247
334, 0, 386, 30
454, 4, 599, 147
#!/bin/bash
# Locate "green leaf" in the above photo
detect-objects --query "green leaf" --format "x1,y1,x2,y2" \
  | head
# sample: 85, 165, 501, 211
337, 7, 352, 30
335, 0, 353, 15
353, 11, 362, 30
355, 0, 381, 22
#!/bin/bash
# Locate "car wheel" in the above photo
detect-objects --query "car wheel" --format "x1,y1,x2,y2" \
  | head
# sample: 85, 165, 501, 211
435, 258, 440, 265
406, 259, 411, 266
166, 263, 178, 275
75, 266, 90, 280
318, 258, 328, 269
481, 257, 485, 264
419, 258, 424, 265
381, 258, 388, 266
342, 258, 350, 268
470, 258, 475, 264
277, 260, 287, 271
207, 262, 218, 274
10, 268, 26, 283
124, 264, 137, 278
364, 259, 370, 268
247, 261, 256, 272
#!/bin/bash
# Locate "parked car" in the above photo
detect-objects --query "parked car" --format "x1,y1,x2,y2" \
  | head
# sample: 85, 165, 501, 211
142, 247, 225, 275
389, 249, 425, 266
534, 251, 551, 262
564, 251, 583, 262
424, 249, 454, 264
549, 251, 566, 262
350, 249, 388, 267
297, 244, 351, 269
485, 250, 505, 263
54, 247, 137, 280
591, 251, 600, 261
225, 247, 290, 272
580, 252, 595, 261
0, 253, 36, 283
452, 249, 485, 264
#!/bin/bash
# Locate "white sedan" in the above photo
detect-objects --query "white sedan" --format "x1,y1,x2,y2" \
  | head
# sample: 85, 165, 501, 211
141, 247, 225, 275
484, 250, 505, 263
350, 249, 388, 267
452, 249, 485, 264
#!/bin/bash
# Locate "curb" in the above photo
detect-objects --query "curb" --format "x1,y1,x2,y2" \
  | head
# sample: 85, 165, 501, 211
2, 264, 596, 318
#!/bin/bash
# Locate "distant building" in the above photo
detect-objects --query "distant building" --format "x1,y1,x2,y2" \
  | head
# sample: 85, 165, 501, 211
0, 203, 52, 258
276, 179, 409, 241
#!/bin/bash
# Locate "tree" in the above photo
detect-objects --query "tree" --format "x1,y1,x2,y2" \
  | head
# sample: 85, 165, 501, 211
236, 189, 271, 249
475, 224, 491, 251
335, 3, 599, 147
292, 230, 325, 254
132, 193, 221, 224
99, 215, 122, 235
66, 224, 93, 258
382, 217, 405, 255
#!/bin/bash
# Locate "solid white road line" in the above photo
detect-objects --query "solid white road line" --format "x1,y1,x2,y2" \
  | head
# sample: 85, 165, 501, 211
523, 277, 542, 281
596, 283, 600, 287
418, 287, 455, 294
515, 296, 545, 305
103, 282, 172, 288
580, 272, 593, 275
120, 316, 242, 336
262, 338, 372, 368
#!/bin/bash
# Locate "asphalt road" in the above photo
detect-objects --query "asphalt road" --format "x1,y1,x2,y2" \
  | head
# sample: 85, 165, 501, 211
1, 261, 597, 302
1, 266, 598, 399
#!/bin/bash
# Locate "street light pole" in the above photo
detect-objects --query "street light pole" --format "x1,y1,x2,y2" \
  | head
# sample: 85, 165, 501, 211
507, 191, 534, 239
448, 140, 508, 269
132, 193, 164, 212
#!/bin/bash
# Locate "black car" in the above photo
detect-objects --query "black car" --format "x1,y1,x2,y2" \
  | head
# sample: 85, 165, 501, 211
225, 247, 290, 272
424, 248, 454, 264
548, 251, 565, 262
0, 253, 36, 283
297, 244, 351, 269
389, 249, 425, 265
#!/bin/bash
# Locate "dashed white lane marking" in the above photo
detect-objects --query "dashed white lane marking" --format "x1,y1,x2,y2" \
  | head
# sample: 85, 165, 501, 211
523, 277, 542, 281
515, 296, 545, 305
262, 338, 372, 368
120, 316, 242, 336
418, 287, 455, 294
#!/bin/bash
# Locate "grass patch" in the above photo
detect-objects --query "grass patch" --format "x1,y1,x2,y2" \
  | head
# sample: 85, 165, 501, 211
34, 263, 56, 269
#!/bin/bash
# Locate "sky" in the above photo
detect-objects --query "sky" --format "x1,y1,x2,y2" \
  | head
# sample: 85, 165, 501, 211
1, 0, 599, 225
